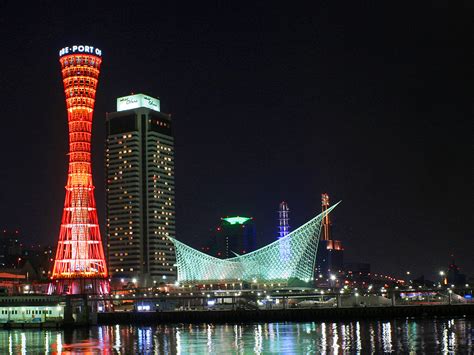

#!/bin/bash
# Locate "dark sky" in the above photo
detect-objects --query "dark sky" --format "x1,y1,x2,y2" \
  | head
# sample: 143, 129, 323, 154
0, 2, 471, 280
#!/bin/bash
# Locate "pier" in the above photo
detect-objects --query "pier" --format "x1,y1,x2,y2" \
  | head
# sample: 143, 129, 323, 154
1, 288, 472, 328
98, 303, 474, 325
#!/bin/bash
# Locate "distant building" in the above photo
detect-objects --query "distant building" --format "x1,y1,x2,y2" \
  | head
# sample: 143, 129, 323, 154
0, 229, 54, 291
0, 272, 26, 295
344, 262, 371, 274
344, 262, 371, 284
315, 193, 344, 278
21, 244, 54, 281
277, 202, 291, 261
106, 93, 176, 287
0, 230, 22, 268
446, 257, 466, 286
277, 202, 290, 239
205, 217, 256, 259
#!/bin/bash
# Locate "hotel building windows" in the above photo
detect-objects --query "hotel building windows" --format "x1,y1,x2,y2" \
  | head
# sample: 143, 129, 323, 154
106, 94, 176, 286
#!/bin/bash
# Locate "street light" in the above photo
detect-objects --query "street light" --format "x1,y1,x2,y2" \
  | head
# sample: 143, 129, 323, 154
329, 274, 336, 289
438, 271, 446, 287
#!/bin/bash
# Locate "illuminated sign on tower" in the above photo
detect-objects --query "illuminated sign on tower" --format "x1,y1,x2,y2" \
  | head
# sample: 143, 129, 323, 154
49, 45, 109, 295
116, 93, 161, 112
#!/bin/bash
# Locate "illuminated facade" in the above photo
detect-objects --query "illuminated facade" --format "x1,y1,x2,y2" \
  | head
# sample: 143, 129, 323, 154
106, 94, 176, 286
316, 193, 344, 278
277, 201, 291, 261
321, 193, 331, 242
49, 45, 109, 295
277, 202, 290, 239
170, 204, 338, 283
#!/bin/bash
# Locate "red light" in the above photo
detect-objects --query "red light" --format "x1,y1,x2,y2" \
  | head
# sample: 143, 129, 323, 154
50, 50, 109, 295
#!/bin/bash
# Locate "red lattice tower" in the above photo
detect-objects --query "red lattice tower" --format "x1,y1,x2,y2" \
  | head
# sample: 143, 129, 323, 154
49, 45, 109, 295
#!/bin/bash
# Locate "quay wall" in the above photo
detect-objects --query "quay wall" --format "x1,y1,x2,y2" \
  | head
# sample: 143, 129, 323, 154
98, 304, 474, 325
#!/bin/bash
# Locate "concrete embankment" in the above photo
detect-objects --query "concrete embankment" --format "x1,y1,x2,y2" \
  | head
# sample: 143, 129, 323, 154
98, 304, 474, 325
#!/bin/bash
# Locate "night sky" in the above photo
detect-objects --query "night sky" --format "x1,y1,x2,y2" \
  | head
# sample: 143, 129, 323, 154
0, 2, 470, 280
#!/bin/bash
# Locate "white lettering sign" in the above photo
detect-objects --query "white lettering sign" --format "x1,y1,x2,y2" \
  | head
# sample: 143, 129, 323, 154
117, 94, 161, 112
59, 45, 102, 57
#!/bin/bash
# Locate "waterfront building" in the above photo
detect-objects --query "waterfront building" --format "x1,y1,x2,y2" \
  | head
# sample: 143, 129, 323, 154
0, 271, 28, 294
0, 295, 65, 324
315, 193, 344, 279
170, 203, 338, 284
106, 93, 176, 287
50, 44, 109, 295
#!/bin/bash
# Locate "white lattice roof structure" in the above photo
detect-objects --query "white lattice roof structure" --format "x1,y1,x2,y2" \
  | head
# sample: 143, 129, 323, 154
169, 203, 339, 283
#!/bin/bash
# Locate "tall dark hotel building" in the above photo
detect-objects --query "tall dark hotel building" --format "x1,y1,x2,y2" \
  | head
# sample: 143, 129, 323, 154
106, 94, 176, 286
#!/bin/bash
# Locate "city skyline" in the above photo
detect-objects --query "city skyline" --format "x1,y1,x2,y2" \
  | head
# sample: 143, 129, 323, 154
0, 2, 470, 280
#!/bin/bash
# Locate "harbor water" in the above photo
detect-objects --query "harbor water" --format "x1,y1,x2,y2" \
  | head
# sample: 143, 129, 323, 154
0, 317, 472, 353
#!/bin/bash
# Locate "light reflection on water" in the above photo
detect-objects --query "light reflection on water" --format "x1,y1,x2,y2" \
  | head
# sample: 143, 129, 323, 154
0, 318, 471, 354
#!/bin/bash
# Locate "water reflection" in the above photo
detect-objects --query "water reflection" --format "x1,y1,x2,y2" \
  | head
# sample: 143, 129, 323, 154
441, 318, 458, 354
254, 324, 262, 354
206, 324, 213, 353
355, 321, 362, 353
369, 322, 376, 351
175, 328, 181, 355
331, 322, 339, 353
0, 318, 471, 353
382, 321, 393, 353
56, 333, 62, 354
114, 324, 121, 351
321, 322, 327, 354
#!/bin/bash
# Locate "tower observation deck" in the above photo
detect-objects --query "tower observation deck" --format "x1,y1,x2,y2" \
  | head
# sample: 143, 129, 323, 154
49, 45, 109, 295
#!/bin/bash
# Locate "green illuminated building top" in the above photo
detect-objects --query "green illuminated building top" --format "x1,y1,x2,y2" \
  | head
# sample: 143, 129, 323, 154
222, 216, 252, 225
